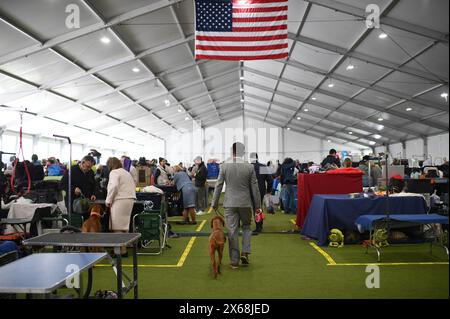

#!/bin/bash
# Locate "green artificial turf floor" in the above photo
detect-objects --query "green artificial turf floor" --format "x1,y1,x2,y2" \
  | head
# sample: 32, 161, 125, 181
53, 204, 448, 299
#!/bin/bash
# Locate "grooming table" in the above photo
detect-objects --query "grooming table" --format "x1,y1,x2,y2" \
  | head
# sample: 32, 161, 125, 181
23, 233, 140, 299
0, 253, 107, 298
355, 214, 449, 262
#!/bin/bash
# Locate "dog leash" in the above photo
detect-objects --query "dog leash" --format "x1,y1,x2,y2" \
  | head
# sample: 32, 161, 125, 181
209, 207, 224, 218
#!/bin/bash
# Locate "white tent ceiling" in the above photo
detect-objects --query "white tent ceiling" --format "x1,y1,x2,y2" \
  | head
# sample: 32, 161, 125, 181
0, 0, 448, 150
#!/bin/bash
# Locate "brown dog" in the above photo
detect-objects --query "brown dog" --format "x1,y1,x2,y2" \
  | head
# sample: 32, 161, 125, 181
209, 216, 226, 279
81, 204, 104, 252
81, 204, 104, 233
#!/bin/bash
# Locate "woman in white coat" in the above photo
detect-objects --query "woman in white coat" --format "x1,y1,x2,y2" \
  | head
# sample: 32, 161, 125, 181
106, 157, 136, 256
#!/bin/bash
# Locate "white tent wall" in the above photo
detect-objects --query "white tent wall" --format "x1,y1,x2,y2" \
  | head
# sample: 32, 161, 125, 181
244, 116, 368, 164
243, 116, 282, 165
405, 139, 424, 160
164, 115, 371, 166
165, 117, 244, 165
389, 143, 404, 160
0, 129, 129, 165
428, 133, 449, 165
375, 133, 449, 165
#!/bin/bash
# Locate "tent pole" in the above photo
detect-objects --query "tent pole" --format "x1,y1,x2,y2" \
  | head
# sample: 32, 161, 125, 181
53, 135, 72, 225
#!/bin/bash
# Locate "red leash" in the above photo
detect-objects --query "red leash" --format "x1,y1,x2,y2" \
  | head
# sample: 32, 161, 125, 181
10, 112, 31, 195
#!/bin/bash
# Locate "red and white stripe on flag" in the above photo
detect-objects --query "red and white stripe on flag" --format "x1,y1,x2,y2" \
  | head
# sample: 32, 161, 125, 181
195, 0, 289, 61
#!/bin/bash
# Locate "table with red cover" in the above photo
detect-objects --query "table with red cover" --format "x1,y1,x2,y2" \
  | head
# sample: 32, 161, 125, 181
296, 172, 363, 227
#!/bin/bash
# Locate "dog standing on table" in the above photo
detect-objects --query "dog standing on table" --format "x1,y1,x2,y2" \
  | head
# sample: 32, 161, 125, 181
209, 215, 226, 279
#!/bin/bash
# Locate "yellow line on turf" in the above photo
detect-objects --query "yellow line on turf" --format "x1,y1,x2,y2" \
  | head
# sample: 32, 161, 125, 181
96, 219, 208, 268
328, 262, 449, 267
95, 264, 178, 268
196, 219, 207, 232
176, 219, 206, 266
176, 236, 197, 267
309, 242, 337, 265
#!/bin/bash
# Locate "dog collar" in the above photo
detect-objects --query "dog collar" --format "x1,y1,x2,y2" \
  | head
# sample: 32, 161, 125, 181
90, 211, 102, 218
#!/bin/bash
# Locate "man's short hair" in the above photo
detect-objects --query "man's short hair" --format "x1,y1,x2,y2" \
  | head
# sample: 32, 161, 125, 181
249, 152, 258, 160
329, 149, 337, 155
81, 155, 96, 164
31, 154, 38, 161
232, 142, 245, 157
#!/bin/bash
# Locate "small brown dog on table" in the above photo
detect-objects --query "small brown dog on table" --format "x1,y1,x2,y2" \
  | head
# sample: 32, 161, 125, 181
209, 215, 226, 279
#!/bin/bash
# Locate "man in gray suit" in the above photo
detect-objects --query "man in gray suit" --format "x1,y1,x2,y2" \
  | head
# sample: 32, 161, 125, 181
211, 142, 261, 268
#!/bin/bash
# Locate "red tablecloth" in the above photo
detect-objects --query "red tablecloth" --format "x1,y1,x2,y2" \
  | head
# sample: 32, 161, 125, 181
296, 173, 363, 227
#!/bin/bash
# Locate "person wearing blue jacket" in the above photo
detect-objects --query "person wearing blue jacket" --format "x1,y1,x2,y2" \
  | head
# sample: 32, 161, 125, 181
280, 158, 296, 214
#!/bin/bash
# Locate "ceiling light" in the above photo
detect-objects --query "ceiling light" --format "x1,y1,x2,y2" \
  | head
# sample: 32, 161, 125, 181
327, 139, 331, 143
297, 117, 301, 120
100, 37, 111, 44
164, 99, 171, 107
240, 88, 244, 92
377, 125, 384, 131
374, 134, 382, 140
378, 117, 384, 122
406, 107, 412, 112
178, 107, 183, 113
286, 127, 291, 131
240, 99, 245, 103
346, 64, 355, 71
185, 116, 190, 121
441, 92, 449, 102
378, 33, 388, 39
311, 97, 317, 100
304, 108, 309, 112
328, 82, 335, 88
240, 76, 244, 80
132, 67, 140, 73
369, 141, 376, 145
348, 131, 353, 135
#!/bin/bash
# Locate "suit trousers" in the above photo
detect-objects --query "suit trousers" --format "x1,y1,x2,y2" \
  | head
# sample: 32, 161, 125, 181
224, 207, 252, 265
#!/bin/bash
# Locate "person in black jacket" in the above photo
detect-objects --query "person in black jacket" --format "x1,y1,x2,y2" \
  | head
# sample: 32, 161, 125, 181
30, 155, 45, 181
60, 155, 97, 213
250, 153, 273, 233
321, 149, 341, 168
193, 156, 208, 215
280, 158, 296, 214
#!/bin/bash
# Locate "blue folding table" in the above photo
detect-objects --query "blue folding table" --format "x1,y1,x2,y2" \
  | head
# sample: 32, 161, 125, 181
355, 214, 449, 261
301, 194, 428, 246
0, 253, 107, 298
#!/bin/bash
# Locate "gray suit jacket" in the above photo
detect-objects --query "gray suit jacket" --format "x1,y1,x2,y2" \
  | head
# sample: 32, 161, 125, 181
211, 157, 261, 209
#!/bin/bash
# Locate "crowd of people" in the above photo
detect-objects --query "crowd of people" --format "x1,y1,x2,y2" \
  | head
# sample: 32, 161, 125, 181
1, 144, 448, 264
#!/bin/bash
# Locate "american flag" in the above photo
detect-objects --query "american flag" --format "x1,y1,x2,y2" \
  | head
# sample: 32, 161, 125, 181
195, 0, 289, 61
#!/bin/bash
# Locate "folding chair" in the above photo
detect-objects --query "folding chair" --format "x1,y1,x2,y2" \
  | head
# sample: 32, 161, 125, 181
0, 206, 44, 240
133, 201, 168, 255
39, 206, 69, 234
67, 213, 84, 229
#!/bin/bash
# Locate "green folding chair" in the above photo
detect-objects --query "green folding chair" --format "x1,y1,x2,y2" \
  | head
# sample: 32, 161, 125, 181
133, 201, 168, 255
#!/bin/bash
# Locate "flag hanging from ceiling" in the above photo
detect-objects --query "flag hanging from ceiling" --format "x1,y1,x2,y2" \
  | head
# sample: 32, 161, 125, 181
195, 0, 289, 61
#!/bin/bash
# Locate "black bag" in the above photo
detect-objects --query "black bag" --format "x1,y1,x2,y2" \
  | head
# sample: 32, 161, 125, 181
73, 195, 90, 215
23, 189, 58, 204
135, 192, 163, 209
